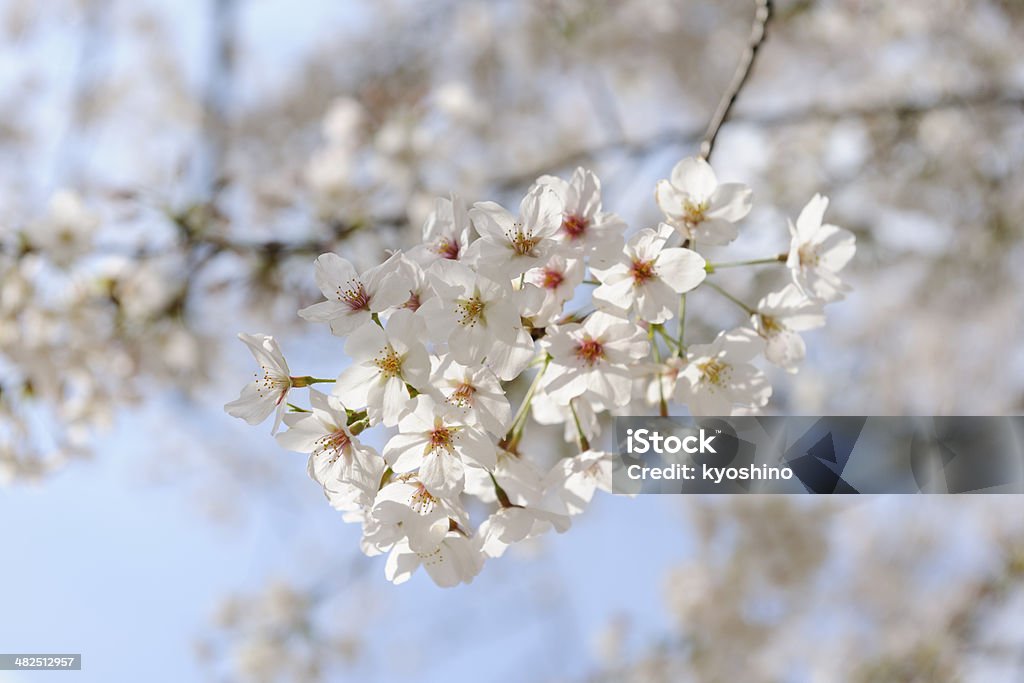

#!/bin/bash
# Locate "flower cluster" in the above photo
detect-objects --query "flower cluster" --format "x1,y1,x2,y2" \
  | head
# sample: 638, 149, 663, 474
226, 159, 855, 586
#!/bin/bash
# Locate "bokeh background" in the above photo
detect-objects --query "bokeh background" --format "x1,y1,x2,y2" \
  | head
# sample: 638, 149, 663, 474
2, 0, 1024, 681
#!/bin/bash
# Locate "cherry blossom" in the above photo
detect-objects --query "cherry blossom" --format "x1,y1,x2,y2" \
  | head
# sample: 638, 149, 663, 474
228, 161, 853, 587
786, 194, 857, 302
224, 333, 294, 433
419, 259, 521, 366
542, 449, 614, 517
409, 194, 474, 265
366, 478, 457, 554
542, 311, 649, 407
533, 167, 626, 257
333, 309, 430, 427
382, 395, 496, 497
429, 356, 511, 437
523, 254, 584, 326
655, 157, 752, 245
275, 389, 381, 503
591, 224, 706, 323
384, 532, 483, 587
675, 328, 772, 416
752, 284, 826, 372
467, 185, 563, 277
298, 252, 410, 336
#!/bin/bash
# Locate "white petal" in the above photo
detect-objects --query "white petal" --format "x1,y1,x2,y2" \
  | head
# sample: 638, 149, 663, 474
669, 157, 717, 199
655, 248, 707, 293
707, 183, 752, 222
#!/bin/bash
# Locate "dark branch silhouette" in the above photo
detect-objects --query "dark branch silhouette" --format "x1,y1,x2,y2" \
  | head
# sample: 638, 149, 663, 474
700, 0, 773, 161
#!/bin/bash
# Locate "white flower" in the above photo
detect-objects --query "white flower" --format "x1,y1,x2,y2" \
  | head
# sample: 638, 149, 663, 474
542, 311, 649, 407
752, 284, 826, 372
467, 185, 562, 277
419, 260, 521, 366
530, 390, 602, 444
395, 255, 432, 312
542, 449, 613, 517
275, 389, 381, 505
675, 328, 771, 416
464, 449, 545, 506
385, 532, 483, 587
532, 167, 625, 257
224, 333, 293, 433
334, 309, 430, 427
409, 194, 474, 264
523, 254, 584, 325
644, 355, 687, 407
786, 194, 856, 301
478, 505, 569, 559
591, 224, 706, 323
483, 326, 539, 382
383, 395, 496, 497
655, 157, 752, 245
298, 252, 410, 337
367, 478, 455, 554
430, 356, 511, 437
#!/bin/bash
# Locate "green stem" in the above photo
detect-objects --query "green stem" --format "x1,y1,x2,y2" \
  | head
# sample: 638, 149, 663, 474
489, 472, 517, 509
286, 403, 311, 413
290, 376, 335, 387
651, 324, 679, 352
706, 254, 785, 272
649, 328, 669, 417
568, 399, 591, 452
676, 294, 687, 355
703, 281, 756, 315
582, 279, 601, 285
504, 355, 551, 450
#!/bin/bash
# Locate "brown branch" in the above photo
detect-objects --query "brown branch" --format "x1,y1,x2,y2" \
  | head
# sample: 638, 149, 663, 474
699, 0, 773, 161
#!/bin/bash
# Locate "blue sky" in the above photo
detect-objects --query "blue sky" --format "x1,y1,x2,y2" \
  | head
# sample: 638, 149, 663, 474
0, 403, 691, 682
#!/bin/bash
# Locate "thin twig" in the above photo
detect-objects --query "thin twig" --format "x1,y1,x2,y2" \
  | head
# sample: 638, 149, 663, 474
699, 0, 773, 161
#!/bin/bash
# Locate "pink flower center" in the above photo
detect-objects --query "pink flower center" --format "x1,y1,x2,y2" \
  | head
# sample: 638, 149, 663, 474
574, 336, 605, 367
630, 258, 656, 284
541, 267, 565, 290
428, 422, 456, 455
448, 382, 475, 407
402, 291, 422, 312
315, 429, 351, 462
336, 278, 370, 312
255, 366, 291, 404
562, 213, 588, 240
435, 238, 461, 260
